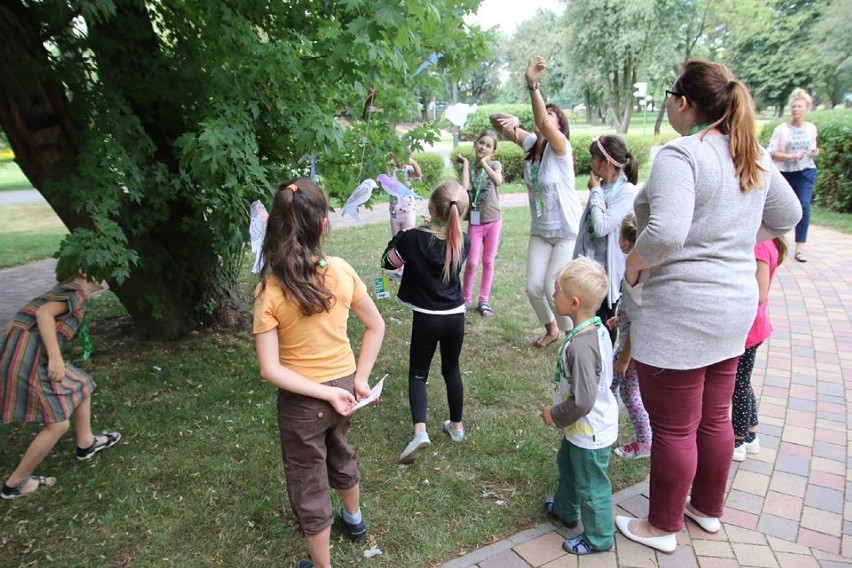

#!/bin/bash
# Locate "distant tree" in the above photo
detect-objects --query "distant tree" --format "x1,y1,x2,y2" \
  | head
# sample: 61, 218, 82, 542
0, 0, 486, 339
459, 31, 506, 103
563, 0, 680, 133
809, 0, 852, 106
497, 10, 571, 105
718, 0, 818, 114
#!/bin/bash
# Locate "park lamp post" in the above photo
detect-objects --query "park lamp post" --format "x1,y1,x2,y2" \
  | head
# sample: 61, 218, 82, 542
633, 82, 651, 137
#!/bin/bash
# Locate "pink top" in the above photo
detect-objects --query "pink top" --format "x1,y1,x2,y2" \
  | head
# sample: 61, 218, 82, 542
746, 241, 779, 349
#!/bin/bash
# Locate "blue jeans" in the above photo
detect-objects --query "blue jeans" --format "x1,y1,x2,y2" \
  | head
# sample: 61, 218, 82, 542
782, 168, 817, 244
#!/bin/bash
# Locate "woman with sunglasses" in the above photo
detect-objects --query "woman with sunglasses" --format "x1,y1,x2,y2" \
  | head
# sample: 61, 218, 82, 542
614, 61, 801, 554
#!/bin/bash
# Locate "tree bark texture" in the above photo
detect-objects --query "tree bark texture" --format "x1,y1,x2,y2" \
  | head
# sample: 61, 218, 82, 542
0, 0, 238, 339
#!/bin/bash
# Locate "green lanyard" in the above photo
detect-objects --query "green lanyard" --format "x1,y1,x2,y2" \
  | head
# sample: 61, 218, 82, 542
688, 122, 710, 135
553, 317, 602, 383
80, 317, 94, 361
529, 162, 540, 191
471, 166, 487, 208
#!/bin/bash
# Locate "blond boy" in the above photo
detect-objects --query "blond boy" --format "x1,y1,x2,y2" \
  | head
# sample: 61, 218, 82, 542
540, 257, 618, 555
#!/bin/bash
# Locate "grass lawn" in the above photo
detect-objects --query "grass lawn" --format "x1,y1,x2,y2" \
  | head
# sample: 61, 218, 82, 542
0, 206, 649, 567
0, 203, 68, 269
811, 206, 852, 235
0, 161, 30, 191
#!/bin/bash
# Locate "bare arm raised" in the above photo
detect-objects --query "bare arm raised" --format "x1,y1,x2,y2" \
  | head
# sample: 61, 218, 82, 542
490, 113, 530, 147
526, 57, 567, 157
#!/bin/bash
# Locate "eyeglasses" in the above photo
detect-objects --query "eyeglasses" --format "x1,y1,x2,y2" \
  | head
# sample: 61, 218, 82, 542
666, 89, 685, 99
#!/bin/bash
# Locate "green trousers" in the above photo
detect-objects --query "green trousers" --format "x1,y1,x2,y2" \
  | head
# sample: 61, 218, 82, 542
552, 438, 614, 550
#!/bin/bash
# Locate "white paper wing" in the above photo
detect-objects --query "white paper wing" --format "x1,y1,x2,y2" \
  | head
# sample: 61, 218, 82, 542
341, 179, 377, 226
249, 200, 269, 273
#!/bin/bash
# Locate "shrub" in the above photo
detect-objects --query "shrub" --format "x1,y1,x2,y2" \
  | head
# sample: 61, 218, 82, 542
450, 144, 525, 184
412, 152, 445, 191
449, 132, 679, 183
759, 109, 852, 213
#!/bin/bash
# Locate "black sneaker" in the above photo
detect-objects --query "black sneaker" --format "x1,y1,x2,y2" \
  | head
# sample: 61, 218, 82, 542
339, 507, 367, 540
76, 431, 121, 461
296, 560, 314, 568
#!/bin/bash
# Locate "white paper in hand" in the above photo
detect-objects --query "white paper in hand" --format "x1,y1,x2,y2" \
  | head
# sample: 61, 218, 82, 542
352, 375, 387, 412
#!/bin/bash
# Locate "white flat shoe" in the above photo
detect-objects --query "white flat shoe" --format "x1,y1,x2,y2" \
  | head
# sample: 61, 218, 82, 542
684, 498, 721, 533
615, 516, 676, 554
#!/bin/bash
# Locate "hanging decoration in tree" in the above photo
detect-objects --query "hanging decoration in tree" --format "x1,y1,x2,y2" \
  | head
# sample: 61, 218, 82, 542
298, 153, 317, 181
341, 179, 378, 226
249, 200, 269, 274
412, 52, 443, 77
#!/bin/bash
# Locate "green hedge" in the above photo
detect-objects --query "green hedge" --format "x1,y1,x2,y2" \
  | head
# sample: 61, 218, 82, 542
450, 132, 678, 184
411, 152, 445, 191
758, 109, 852, 213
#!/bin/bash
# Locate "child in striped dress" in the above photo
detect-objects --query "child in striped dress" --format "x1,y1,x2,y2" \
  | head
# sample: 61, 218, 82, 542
1, 273, 121, 499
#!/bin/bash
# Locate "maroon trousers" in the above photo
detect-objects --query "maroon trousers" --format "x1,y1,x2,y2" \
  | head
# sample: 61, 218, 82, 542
636, 357, 738, 533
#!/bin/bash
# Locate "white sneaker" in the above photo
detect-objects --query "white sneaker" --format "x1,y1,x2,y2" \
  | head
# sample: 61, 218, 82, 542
399, 432, 430, 464
443, 420, 464, 442
732, 443, 746, 462
744, 436, 760, 455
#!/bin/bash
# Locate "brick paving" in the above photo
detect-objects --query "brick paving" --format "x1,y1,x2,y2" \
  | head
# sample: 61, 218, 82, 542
441, 224, 852, 567
2, 195, 849, 567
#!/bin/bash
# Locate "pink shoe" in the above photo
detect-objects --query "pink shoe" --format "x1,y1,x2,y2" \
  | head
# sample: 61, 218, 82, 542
613, 441, 650, 459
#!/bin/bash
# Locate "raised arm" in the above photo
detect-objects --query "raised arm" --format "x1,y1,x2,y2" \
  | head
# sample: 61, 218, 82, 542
526, 57, 567, 157
490, 113, 530, 147
408, 157, 422, 178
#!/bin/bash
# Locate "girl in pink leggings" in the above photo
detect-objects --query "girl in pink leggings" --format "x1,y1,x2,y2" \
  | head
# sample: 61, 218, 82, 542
457, 131, 503, 317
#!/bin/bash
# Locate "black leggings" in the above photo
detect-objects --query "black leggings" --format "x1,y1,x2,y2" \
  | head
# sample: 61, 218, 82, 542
732, 343, 760, 439
408, 311, 465, 424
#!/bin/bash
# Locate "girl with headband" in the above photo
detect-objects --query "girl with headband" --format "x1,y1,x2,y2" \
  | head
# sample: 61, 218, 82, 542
573, 135, 638, 343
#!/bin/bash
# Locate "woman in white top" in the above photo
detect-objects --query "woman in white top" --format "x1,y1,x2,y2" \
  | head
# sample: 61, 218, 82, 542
767, 88, 819, 262
490, 57, 582, 348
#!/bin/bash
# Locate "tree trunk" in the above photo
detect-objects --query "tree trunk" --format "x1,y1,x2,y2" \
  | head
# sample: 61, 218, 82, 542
584, 89, 593, 124
0, 0, 237, 339
654, 107, 666, 136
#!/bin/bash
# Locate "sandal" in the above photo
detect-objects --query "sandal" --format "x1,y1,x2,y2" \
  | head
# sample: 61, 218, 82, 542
76, 430, 121, 461
477, 302, 494, 318
532, 333, 560, 349
1, 475, 57, 499
794, 251, 807, 263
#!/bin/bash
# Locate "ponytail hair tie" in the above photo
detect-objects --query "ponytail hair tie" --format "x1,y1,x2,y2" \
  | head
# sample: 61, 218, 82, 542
450, 200, 458, 206
726, 80, 737, 91
287, 183, 298, 193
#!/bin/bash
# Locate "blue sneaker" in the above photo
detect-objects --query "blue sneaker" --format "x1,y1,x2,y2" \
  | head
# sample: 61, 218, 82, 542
339, 507, 367, 540
296, 560, 314, 568
562, 533, 612, 555
544, 497, 579, 529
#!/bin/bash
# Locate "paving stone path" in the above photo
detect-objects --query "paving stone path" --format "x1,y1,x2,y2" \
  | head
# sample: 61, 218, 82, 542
441, 223, 852, 568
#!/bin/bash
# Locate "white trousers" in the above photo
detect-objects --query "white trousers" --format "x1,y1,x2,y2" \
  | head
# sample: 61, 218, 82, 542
526, 234, 576, 332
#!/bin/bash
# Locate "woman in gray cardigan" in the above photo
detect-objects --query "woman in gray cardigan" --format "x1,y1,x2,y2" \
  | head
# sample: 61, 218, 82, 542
614, 61, 802, 554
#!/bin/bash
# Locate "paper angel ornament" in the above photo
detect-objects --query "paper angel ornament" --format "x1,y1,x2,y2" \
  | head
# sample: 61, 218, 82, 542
413, 52, 443, 78
341, 179, 378, 226
444, 103, 478, 128
377, 173, 419, 200
249, 200, 269, 274
298, 153, 317, 181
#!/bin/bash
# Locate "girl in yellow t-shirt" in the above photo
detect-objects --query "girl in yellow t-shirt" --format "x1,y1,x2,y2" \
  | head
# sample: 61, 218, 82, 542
253, 178, 385, 568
